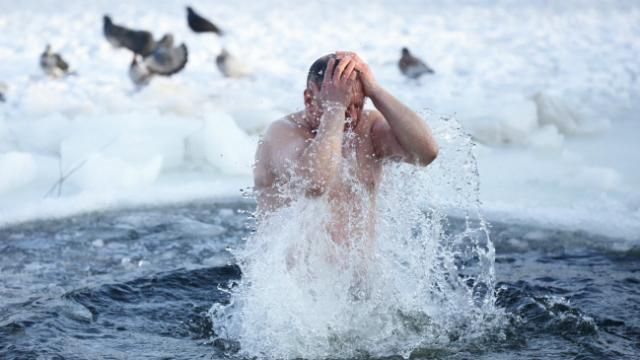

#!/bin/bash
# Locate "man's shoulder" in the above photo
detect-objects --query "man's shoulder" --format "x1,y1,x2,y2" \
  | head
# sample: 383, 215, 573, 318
264, 112, 305, 139
260, 112, 308, 156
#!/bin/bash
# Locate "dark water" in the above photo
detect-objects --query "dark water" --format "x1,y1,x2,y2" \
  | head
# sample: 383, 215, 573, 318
0, 201, 638, 359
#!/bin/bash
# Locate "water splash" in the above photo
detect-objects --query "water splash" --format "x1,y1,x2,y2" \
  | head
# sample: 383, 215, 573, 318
210, 112, 502, 358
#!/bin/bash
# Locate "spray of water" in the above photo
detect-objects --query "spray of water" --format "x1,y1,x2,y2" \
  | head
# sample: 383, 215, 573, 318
210, 112, 502, 359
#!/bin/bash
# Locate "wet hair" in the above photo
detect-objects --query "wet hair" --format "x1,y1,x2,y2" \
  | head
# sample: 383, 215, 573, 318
307, 54, 339, 87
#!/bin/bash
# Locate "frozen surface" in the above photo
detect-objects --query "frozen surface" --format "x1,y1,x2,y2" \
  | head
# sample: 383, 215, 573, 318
0, 0, 638, 239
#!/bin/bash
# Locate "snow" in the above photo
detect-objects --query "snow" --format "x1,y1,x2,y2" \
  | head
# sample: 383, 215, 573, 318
0, 0, 638, 240
0, 152, 38, 194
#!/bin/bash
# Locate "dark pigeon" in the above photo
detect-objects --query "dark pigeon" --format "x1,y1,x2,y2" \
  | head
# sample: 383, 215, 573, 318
398, 47, 434, 79
187, 6, 223, 35
103, 15, 156, 57
143, 34, 189, 76
40, 44, 72, 78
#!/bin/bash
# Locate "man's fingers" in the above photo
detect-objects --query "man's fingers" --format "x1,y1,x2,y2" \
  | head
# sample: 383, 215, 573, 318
323, 58, 336, 84
336, 51, 355, 59
342, 60, 357, 81
333, 57, 351, 83
337, 51, 362, 66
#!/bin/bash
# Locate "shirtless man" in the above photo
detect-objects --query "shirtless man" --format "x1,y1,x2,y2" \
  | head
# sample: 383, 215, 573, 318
254, 51, 438, 250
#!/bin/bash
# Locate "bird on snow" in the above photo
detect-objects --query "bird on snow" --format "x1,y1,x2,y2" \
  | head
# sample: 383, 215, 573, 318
0, 82, 7, 102
128, 35, 189, 87
143, 34, 189, 76
216, 49, 250, 78
40, 45, 72, 78
129, 55, 153, 87
186, 6, 223, 35
103, 15, 156, 57
398, 47, 434, 79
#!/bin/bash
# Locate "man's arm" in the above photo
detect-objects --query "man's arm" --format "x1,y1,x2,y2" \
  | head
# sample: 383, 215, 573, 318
369, 86, 438, 166
336, 51, 438, 166
295, 105, 346, 196
295, 57, 359, 196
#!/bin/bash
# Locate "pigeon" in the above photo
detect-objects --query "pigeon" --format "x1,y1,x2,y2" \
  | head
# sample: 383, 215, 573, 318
103, 15, 156, 57
0, 82, 7, 102
143, 34, 189, 76
40, 45, 72, 78
129, 55, 153, 87
216, 49, 249, 78
398, 47, 434, 79
187, 6, 223, 35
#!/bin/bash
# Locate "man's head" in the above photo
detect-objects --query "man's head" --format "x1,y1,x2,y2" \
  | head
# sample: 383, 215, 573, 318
304, 54, 365, 129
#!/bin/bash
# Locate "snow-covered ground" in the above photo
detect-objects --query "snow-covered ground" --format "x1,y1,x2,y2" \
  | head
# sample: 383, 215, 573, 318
0, 0, 638, 240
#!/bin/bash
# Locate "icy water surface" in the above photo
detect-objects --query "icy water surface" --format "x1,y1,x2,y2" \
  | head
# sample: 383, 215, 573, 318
0, 201, 639, 359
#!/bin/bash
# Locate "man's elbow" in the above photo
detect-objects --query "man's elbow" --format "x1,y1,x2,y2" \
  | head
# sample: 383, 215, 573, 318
305, 177, 330, 197
305, 184, 326, 198
416, 143, 438, 166
304, 169, 337, 197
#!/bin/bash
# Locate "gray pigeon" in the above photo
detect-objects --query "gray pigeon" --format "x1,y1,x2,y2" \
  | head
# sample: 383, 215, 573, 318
398, 47, 434, 79
216, 49, 249, 78
103, 15, 156, 57
0, 82, 7, 102
129, 55, 153, 87
40, 45, 72, 78
143, 34, 189, 76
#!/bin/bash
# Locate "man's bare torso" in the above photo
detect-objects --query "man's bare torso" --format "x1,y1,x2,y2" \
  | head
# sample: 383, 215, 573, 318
255, 110, 384, 247
253, 51, 438, 263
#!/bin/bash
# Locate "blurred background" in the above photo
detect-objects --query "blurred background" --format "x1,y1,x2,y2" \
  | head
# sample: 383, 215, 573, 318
0, 0, 638, 237
2, 1, 640, 359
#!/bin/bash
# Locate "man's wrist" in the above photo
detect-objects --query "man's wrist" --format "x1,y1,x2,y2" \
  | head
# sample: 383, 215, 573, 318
320, 102, 347, 126
322, 101, 347, 112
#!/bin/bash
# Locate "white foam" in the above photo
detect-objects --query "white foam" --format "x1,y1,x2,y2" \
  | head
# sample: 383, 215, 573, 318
211, 116, 500, 358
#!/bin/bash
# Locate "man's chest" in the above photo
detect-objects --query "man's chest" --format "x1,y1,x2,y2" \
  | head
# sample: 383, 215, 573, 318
331, 140, 381, 195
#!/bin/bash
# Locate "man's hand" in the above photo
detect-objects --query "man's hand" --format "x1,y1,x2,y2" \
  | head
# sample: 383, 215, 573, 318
336, 51, 379, 97
318, 57, 358, 109
333, 50, 439, 166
